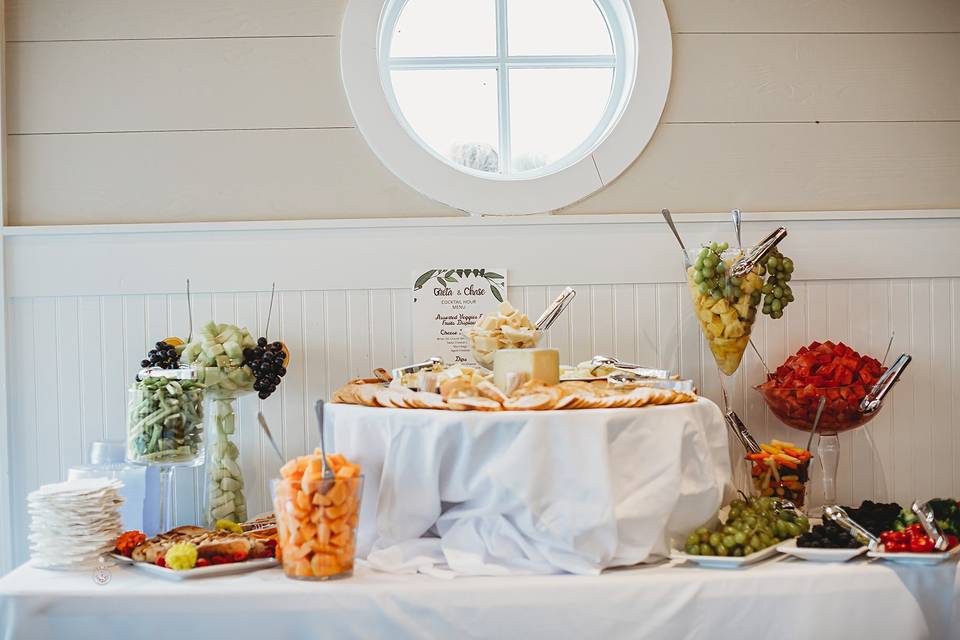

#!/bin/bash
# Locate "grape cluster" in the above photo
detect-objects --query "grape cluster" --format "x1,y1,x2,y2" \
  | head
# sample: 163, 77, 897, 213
684, 496, 810, 557
760, 250, 794, 319
140, 340, 180, 370
244, 337, 287, 400
693, 242, 763, 308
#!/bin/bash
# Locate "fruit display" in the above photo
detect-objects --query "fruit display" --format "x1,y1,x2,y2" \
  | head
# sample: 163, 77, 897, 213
181, 322, 262, 525
244, 337, 289, 400
127, 375, 205, 464
466, 301, 540, 369
893, 499, 960, 536
746, 440, 812, 507
756, 341, 887, 433
686, 243, 768, 375
797, 501, 901, 549
274, 452, 363, 579
139, 338, 184, 372
879, 524, 958, 554
682, 496, 810, 557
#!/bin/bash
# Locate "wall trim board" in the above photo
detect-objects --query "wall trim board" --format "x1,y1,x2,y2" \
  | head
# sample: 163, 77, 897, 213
4, 211, 959, 299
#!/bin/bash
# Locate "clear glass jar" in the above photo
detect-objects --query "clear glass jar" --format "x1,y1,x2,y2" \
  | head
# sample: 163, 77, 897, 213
273, 475, 364, 580
204, 393, 247, 525
127, 371, 205, 467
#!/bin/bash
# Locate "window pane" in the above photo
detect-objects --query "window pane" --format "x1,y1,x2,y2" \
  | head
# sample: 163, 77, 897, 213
509, 68, 612, 173
390, 0, 496, 57
507, 0, 612, 56
391, 69, 500, 173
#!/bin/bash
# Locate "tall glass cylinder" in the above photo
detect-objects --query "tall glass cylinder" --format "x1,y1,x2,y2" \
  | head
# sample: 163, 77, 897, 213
204, 393, 247, 525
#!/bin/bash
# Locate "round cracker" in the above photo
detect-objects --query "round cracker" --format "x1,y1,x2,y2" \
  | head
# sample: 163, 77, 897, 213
447, 396, 502, 411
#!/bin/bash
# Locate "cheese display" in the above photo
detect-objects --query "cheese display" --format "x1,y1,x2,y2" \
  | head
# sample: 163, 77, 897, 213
466, 301, 540, 368
493, 348, 560, 392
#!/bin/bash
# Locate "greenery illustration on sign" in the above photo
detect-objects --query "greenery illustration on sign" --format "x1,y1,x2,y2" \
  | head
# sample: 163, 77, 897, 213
413, 268, 506, 302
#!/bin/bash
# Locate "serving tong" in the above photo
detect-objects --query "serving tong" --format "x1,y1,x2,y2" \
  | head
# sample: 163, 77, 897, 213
535, 287, 577, 331
823, 505, 881, 550
391, 357, 444, 383
911, 500, 951, 552
729, 227, 788, 278
859, 353, 911, 414
606, 370, 695, 394
591, 355, 671, 380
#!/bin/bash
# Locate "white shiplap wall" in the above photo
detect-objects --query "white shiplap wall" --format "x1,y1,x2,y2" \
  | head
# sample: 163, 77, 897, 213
4, 0, 960, 224
4, 214, 960, 567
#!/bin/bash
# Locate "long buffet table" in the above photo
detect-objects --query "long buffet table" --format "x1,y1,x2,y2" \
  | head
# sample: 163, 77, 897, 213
2, 557, 957, 640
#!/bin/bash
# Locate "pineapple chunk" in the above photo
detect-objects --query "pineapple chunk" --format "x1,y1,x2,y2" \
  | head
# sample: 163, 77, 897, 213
710, 299, 731, 315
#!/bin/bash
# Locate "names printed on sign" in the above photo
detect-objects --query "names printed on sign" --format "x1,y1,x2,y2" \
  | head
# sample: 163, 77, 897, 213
411, 268, 507, 366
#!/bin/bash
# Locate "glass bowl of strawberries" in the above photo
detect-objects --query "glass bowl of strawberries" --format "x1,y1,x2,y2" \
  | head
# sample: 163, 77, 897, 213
754, 340, 887, 435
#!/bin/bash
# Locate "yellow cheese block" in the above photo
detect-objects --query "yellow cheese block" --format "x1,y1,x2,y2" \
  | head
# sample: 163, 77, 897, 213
493, 348, 560, 392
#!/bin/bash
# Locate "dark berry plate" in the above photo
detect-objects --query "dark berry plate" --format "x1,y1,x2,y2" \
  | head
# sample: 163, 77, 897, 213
777, 539, 867, 563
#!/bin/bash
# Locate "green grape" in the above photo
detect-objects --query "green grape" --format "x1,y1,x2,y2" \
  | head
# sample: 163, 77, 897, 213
767, 255, 779, 269
715, 545, 729, 557
703, 255, 716, 268
771, 299, 782, 312
773, 286, 783, 298
722, 535, 736, 549
782, 258, 794, 273
732, 547, 744, 557
722, 526, 737, 536
702, 266, 714, 278
743, 545, 755, 555
698, 282, 709, 294
771, 309, 782, 319
709, 533, 722, 548
733, 531, 747, 545
687, 533, 700, 547
750, 535, 761, 549
694, 270, 704, 284
761, 283, 773, 294
718, 241, 729, 251
716, 261, 726, 273
686, 544, 701, 555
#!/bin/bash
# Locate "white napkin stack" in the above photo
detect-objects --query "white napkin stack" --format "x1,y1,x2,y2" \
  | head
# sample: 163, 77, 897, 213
27, 478, 125, 569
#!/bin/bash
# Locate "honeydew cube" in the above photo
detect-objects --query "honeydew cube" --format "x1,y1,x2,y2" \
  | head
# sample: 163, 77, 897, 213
493, 348, 559, 392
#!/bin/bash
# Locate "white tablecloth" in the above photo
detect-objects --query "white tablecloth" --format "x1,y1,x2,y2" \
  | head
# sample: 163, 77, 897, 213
2, 558, 957, 640
328, 399, 731, 576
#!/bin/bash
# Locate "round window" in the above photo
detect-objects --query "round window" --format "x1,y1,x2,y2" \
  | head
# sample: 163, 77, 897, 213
341, 0, 671, 214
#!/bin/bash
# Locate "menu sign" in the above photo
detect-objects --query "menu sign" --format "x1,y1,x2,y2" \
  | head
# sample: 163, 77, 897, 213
411, 268, 507, 366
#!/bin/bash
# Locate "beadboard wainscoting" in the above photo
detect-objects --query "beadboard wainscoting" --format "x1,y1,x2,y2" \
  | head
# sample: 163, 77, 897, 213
3, 213, 960, 569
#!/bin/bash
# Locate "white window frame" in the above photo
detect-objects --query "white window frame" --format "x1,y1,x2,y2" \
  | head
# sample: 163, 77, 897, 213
341, 0, 672, 215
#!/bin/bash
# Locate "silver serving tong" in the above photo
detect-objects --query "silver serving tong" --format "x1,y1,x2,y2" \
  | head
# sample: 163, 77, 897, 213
911, 500, 950, 552
859, 353, 911, 414
591, 355, 670, 380
391, 356, 444, 382
535, 287, 577, 331
256, 412, 285, 464
136, 365, 198, 382
607, 371, 695, 394
661, 208, 692, 268
823, 505, 880, 550
730, 208, 743, 252
730, 227, 788, 278
717, 379, 761, 454
313, 399, 336, 492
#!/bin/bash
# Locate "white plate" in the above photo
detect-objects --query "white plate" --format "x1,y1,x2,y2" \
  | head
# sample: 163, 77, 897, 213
672, 543, 783, 569
867, 544, 960, 566
125, 557, 278, 580
777, 539, 868, 562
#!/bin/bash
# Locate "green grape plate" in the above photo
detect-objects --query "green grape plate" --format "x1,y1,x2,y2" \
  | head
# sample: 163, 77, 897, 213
671, 541, 787, 569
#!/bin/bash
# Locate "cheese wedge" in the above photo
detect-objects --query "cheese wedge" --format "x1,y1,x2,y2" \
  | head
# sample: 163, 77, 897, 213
493, 348, 560, 392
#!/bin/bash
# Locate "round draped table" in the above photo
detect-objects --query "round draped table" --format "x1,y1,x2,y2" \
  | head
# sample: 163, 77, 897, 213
327, 398, 731, 576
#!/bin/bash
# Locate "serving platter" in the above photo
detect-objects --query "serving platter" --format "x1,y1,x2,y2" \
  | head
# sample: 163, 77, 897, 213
671, 543, 784, 569
867, 545, 960, 566
776, 539, 868, 563
116, 555, 278, 580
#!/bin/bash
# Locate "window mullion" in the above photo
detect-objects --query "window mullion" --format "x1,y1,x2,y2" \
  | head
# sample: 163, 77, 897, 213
496, 0, 511, 176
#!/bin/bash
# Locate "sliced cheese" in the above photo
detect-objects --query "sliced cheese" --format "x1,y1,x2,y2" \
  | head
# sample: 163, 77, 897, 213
493, 348, 560, 392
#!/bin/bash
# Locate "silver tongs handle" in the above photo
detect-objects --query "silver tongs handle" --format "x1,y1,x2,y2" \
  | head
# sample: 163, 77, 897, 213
391, 356, 443, 381
592, 356, 670, 380
535, 287, 576, 331
823, 505, 880, 550
725, 410, 762, 454
911, 500, 950, 552
859, 353, 911, 414
607, 371, 695, 394
730, 227, 788, 277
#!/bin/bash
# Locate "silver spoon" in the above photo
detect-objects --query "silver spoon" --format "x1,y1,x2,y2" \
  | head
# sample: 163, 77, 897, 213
257, 411, 285, 464
730, 208, 743, 252
805, 395, 827, 453
313, 399, 335, 487
661, 208, 691, 268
